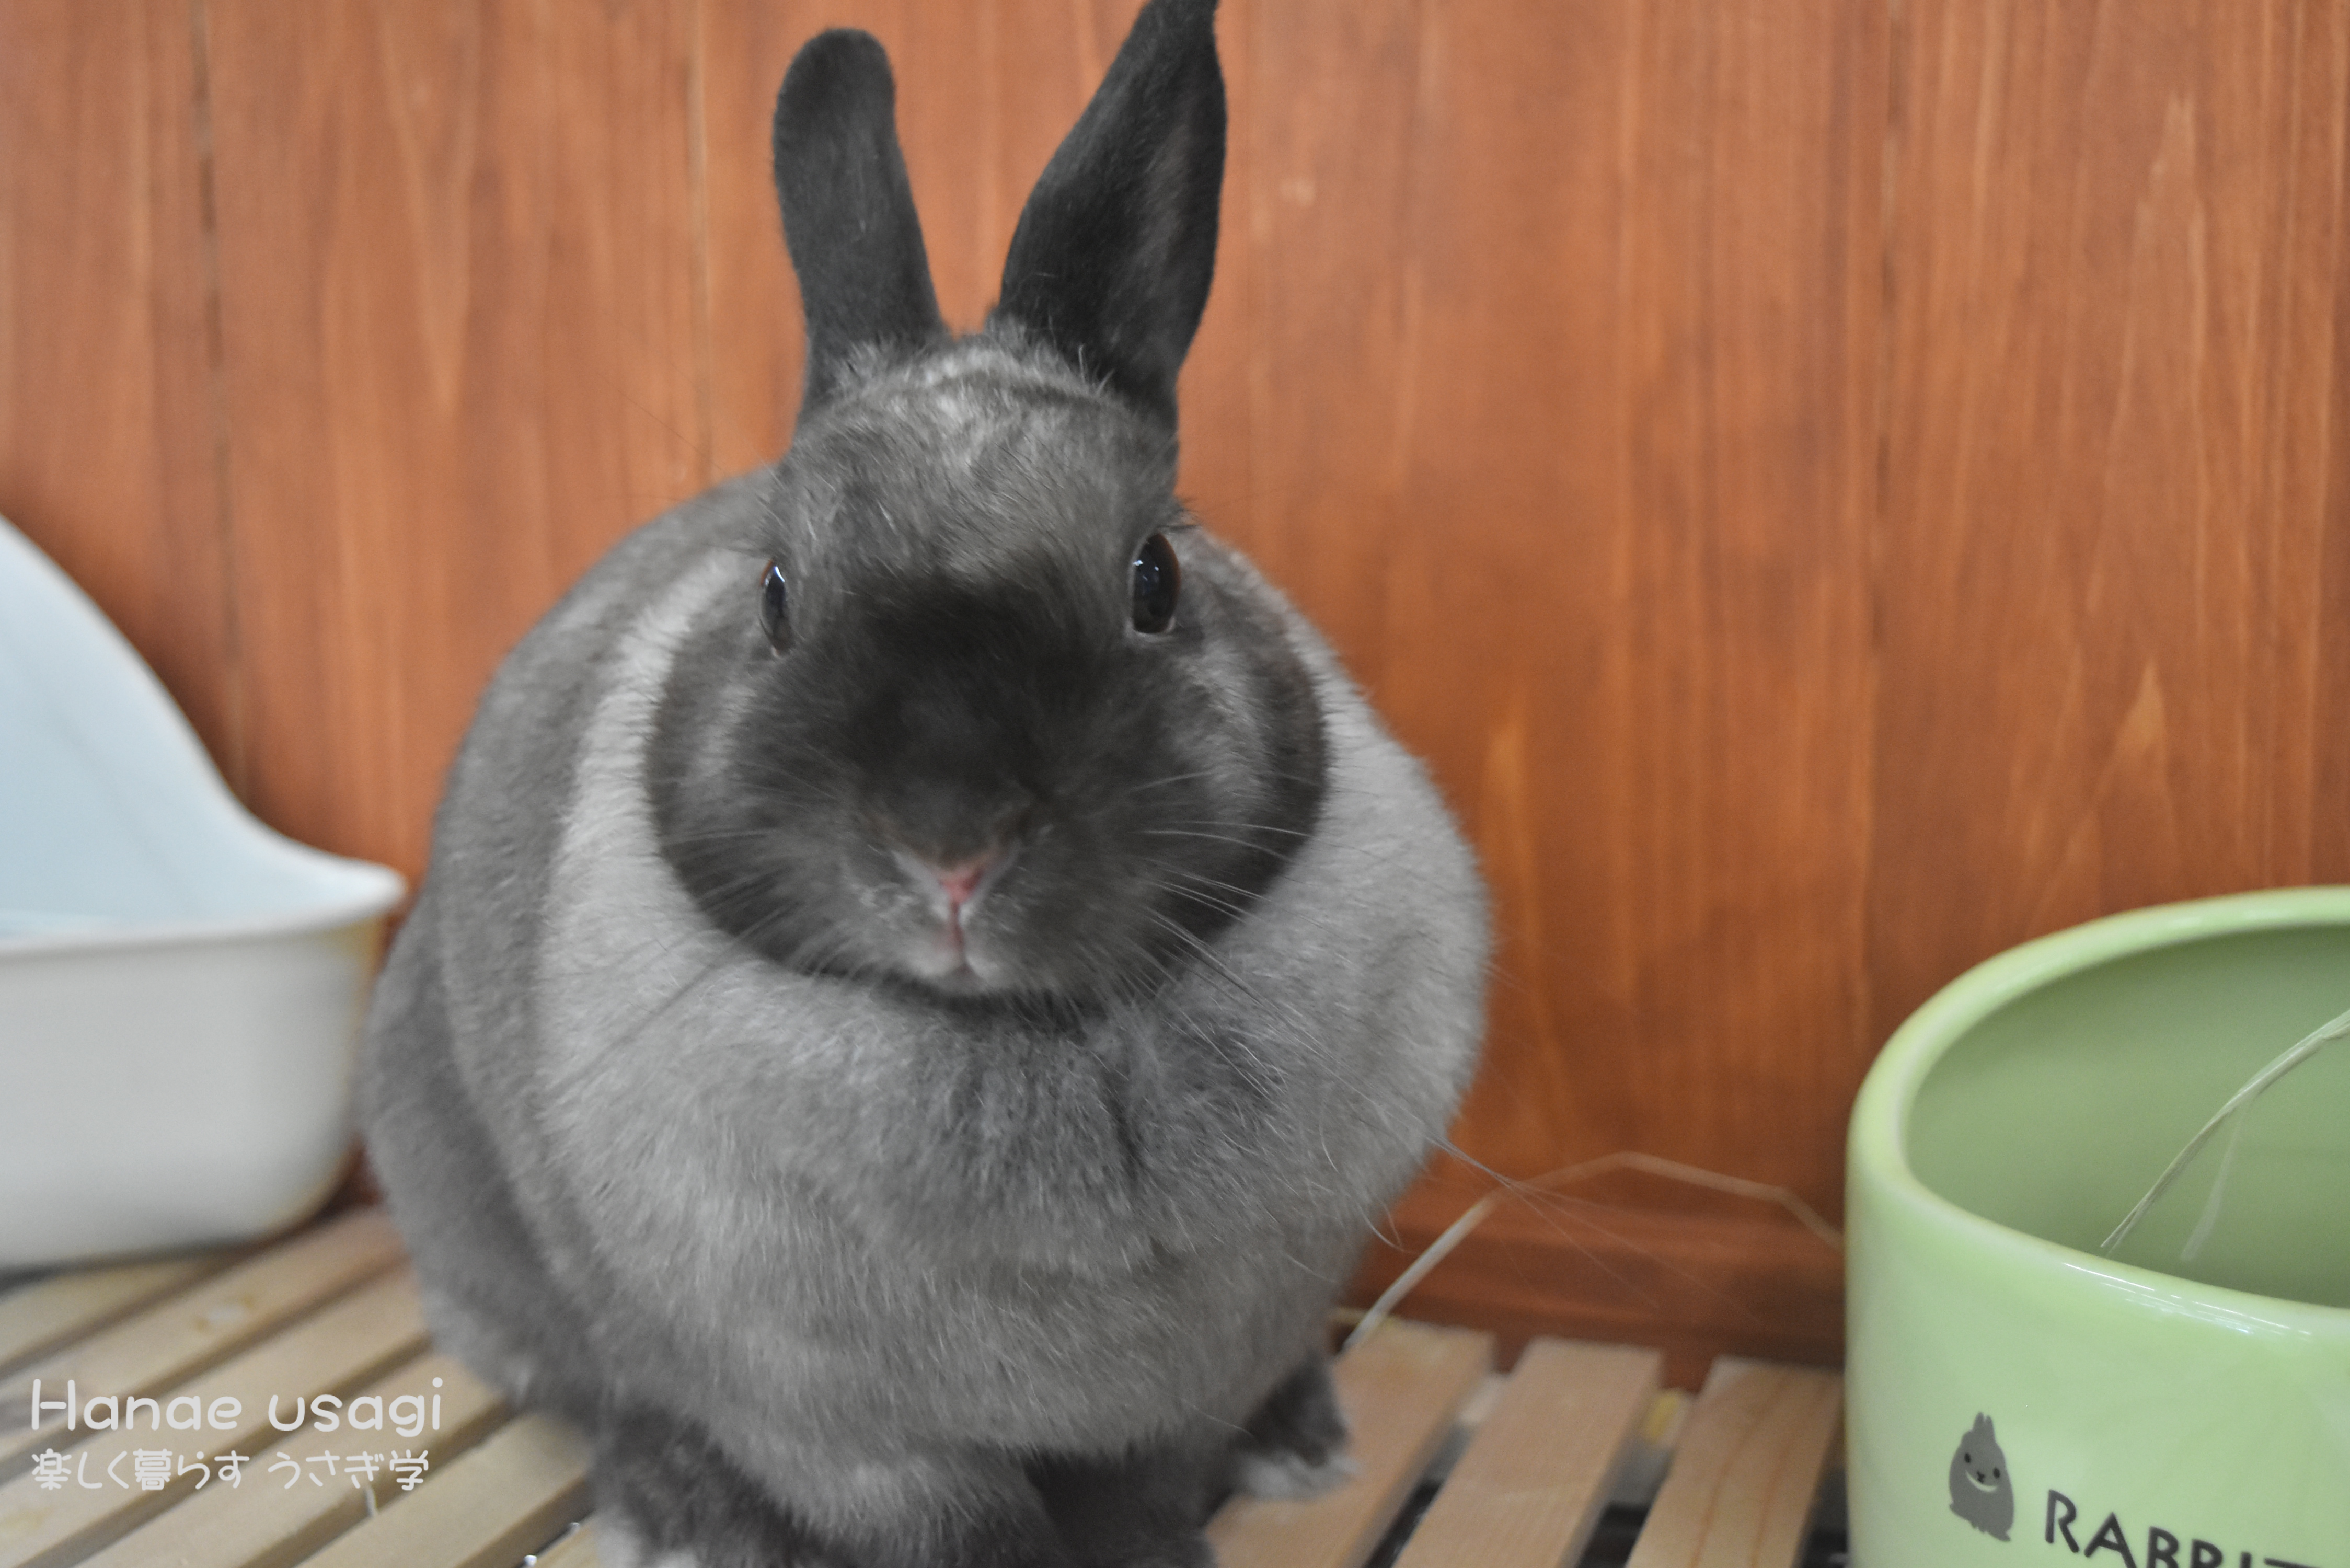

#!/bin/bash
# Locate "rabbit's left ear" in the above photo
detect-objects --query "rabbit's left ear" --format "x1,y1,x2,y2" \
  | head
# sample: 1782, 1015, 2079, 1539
993, 0, 1224, 430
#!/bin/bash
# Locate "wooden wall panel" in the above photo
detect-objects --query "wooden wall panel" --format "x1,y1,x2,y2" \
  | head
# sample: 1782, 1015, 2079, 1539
0, 0, 238, 784
6, 0, 2350, 1370
1226, 0, 1885, 1202
199, 0, 709, 874
1870, 0, 2350, 1042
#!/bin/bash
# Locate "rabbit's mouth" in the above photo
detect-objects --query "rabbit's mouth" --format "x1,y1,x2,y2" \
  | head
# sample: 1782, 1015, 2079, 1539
889, 840, 1024, 988
903, 919, 996, 991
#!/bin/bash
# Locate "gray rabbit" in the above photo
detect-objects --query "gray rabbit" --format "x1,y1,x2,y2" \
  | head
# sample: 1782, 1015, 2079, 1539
358, 1, 1489, 1563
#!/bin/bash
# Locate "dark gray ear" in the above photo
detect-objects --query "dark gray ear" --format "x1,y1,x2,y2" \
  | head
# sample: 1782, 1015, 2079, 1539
773, 30, 947, 418
992, 0, 1224, 429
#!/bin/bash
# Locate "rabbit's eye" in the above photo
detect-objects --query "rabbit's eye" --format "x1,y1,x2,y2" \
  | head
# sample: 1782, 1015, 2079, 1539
1131, 533, 1180, 633
759, 559, 792, 652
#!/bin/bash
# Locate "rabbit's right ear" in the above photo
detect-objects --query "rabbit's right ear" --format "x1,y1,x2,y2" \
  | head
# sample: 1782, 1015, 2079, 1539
773, 31, 946, 418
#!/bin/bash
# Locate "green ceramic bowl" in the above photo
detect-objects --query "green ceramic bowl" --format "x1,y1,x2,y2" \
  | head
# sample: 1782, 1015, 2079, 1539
1847, 888, 2350, 1568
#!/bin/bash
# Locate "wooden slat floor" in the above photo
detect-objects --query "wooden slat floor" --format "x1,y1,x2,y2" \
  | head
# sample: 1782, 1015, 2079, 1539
0, 1210, 1844, 1568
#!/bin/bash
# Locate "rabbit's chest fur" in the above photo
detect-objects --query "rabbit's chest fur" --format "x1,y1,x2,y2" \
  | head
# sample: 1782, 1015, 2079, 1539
419, 485, 1481, 1452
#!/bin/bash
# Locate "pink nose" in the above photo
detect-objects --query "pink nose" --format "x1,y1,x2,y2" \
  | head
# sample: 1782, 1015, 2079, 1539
932, 855, 995, 912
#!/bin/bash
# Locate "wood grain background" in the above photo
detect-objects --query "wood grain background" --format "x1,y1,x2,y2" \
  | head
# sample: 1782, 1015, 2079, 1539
5, 0, 2346, 1377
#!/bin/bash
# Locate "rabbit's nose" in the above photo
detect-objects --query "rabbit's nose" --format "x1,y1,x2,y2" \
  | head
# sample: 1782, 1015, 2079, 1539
931, 854, 995, 912
871, 788, 1036, 871
892, 841, 1019, 932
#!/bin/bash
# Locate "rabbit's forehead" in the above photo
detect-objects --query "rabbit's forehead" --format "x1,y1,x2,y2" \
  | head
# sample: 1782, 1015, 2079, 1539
779, 356, 1173, 585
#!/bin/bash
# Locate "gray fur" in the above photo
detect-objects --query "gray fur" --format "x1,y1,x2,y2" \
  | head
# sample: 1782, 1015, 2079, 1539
360, 7, 1485, 1563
